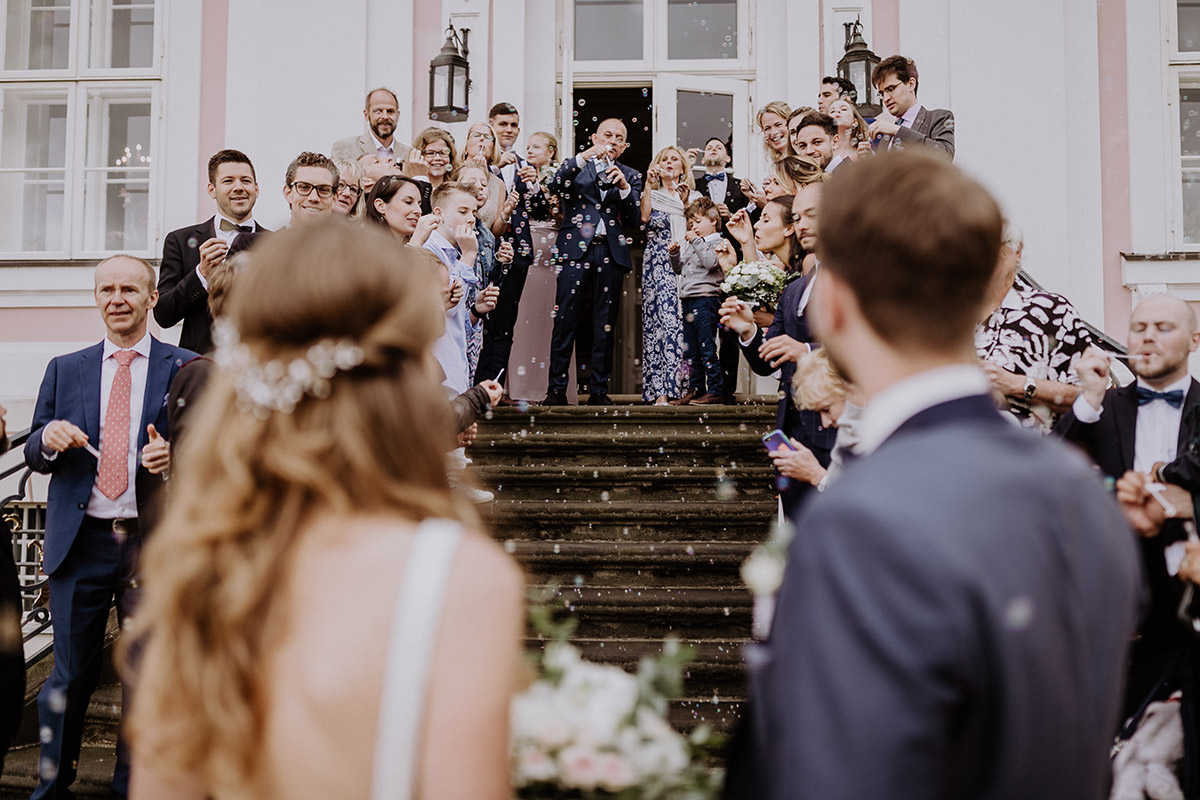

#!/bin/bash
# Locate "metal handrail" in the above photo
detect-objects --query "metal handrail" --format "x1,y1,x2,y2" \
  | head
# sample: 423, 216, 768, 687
2, 425, 53, 663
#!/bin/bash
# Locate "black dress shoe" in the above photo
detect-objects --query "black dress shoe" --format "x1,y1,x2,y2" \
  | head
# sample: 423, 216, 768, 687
586, 393, 614, 406
541, 391, 569, 406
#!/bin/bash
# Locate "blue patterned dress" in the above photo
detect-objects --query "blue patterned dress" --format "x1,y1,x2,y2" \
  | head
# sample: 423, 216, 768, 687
641, 208, 685, 402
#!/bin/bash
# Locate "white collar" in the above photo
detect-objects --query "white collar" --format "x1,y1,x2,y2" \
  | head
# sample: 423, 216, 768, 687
898, 103, 923, 127
857, 364, 990, 456
103, 331, 152, 359
370, 131, 393, 153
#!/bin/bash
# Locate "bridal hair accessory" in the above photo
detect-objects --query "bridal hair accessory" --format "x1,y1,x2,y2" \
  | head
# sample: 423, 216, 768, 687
212, 317, 365, 417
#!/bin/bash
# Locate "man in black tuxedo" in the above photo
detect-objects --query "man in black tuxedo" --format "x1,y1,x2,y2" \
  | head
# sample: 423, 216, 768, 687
719, 179, 835, 517
154, 149, 268, 353
728, 151, 1139, 799
867, 55, 955, 160
1055, 294, 1200, 733
542, 118, 643, 406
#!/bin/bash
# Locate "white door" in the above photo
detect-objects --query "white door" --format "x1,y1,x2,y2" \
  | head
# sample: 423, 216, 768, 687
653, 75, 750, 180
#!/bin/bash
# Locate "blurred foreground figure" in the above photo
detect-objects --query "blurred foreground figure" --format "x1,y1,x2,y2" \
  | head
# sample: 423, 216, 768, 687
128, 222, 523, 800
727, 151, 1140, 800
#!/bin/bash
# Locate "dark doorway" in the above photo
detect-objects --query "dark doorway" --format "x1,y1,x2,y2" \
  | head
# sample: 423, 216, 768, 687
571, 86, 652, 398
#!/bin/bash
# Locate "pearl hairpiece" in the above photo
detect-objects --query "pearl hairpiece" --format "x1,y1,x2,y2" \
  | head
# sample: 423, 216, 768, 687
212, 317, 365, 418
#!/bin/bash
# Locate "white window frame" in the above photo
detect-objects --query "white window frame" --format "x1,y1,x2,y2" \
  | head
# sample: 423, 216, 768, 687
567, 0, 751, 72
1167, 0, 1200, 250
0, 0, 163, 259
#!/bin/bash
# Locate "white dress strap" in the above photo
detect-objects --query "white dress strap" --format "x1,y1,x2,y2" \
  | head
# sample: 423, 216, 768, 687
370, 519, 464, 800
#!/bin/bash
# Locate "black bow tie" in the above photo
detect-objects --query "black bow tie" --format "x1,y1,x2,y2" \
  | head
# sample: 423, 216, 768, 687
1136, 386, 1185, 408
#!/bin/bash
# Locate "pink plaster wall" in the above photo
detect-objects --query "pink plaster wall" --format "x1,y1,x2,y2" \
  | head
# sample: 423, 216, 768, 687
197, 0, 229, 208
1096, 0, 1132, 335
3, 308, 106, 343
873, 0, 900, 59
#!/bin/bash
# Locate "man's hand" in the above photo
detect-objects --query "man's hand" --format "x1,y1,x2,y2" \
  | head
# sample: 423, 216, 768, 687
770, 440, 826, 485
42, 420, 89, 453
497, 151, 518, 167
458, 422, 479, 448
1115, 470, 1194, 537
759, 334, 809, 368
197, 237, 227, 281
517, 164, 539, 185
667, 240, 681, 256
1181, 540, 1200, 584
479, 380, 504, 407
981, 361, 1024, 398
1073, 346, 1111, 411
719, 298, 756, 340
606, 165, 629, 192
454, 222, 479, 264
404, 149, 429, 178
474, 284, 500, 316
856, 140, 873, 157
867, 118, 900, 139
140, 423, 170, 475
496, 239, 514, 264
443, 279, 465, 311
500, 190, 519, 221
726, 209, 753, 245
715, 202, 731, 221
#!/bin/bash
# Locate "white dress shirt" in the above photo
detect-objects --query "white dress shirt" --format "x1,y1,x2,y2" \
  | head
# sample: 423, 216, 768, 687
1069, 374, 1191, 473
826, 154, 846, 173
703, 170, 728, 205
371, 131, 395, 162
856, 364, 990, 456
423, 229, 481, 395
41, 333, 152, 518
197, 214, 257, 289
574, 153, 632, 237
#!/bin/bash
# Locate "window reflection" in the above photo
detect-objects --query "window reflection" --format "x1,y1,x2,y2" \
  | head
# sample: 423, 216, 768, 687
667, 0, 737, 60
575, 0, 643, 61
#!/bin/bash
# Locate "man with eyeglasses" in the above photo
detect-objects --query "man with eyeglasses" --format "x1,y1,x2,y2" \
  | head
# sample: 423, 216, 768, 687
331, 87, 413, 166
283, 152, 339, 226
155, 149, 269, 354
865, 55, 955, 160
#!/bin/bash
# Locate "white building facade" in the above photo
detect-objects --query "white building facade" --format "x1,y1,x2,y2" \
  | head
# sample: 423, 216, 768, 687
0, 0, 1191, 422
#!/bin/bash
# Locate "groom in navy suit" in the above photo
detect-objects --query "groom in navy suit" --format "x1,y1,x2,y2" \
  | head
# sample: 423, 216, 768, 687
25, 254, 193, 799
543, 118, 643, 406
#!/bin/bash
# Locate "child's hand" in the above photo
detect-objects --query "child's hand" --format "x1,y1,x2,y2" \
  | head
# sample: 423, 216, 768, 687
667, 240, 680, 255
684, 230, 697, 242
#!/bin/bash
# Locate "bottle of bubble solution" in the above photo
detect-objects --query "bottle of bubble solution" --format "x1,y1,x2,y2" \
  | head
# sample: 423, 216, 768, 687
594, 144, 615, 189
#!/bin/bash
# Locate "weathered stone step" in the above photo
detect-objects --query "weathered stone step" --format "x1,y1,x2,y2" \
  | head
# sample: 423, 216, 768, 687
669, 698, 745, 734
564, 636, 746, 693
480, 404, 777, 438
0, 741, 116, 798
548, 586, 752, 639
473, 431, 771, 468
478, 464, 778, 502
506, 540, 754, 587
488, 500, 776, 542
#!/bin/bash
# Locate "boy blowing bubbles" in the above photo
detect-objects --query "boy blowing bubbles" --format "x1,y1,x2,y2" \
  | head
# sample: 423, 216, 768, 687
667, 198, 727, 405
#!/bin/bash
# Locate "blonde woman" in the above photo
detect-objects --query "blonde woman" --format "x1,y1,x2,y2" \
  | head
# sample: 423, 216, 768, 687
459, 122, 512, 235
332, 159, 364, 219
128, 221, 523, 800
640, 145, 699, 404
742, 100, 792, 208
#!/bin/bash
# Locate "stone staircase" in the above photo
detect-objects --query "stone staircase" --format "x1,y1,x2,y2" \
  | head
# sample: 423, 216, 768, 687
474, 401, 779, 733
0, 400, 780, 795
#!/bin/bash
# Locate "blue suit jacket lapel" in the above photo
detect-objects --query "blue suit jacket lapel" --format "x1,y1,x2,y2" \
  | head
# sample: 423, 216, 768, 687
79, 342, 104, 444
140, 338, 173, 450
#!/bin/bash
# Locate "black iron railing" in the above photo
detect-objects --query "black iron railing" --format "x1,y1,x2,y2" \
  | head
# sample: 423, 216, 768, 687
1, 426, 52, 664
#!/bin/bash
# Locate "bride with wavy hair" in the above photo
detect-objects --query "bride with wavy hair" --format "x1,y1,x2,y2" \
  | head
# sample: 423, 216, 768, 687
127, 221, 524, 800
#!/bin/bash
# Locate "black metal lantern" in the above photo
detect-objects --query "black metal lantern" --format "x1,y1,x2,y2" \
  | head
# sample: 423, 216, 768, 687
837, 18, 882, 118
429, 21, 471, 122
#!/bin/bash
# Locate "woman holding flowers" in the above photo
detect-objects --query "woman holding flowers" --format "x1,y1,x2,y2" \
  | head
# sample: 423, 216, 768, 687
639, 146, 700, 405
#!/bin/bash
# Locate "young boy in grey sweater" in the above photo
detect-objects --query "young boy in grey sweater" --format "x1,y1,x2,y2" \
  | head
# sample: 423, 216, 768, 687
667, 197, 727, 404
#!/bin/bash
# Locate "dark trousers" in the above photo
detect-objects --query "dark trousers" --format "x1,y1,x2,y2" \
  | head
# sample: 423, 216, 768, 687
477, 257, 531, 385
33, 518, 142, 800
682, 296, 723, 397
719, 326, 741, 400
548, 240, 626, 396
0, 536, 23, 778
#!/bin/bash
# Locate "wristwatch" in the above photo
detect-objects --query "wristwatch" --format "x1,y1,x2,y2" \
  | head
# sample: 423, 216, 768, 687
1022, 376, 1037, 399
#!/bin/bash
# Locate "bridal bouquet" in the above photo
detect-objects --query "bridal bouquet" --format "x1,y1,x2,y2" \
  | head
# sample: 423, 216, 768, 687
719, 259, 787, 310
511, 602, 723, 798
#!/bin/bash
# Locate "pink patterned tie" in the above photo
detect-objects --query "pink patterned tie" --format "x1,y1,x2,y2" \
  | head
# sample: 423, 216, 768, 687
97, 349, 136, 500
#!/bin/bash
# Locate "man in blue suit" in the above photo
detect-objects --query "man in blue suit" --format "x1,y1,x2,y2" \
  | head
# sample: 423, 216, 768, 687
726, 151, 1140, 799
543, 118, 643, 406
25, 254, 193, 799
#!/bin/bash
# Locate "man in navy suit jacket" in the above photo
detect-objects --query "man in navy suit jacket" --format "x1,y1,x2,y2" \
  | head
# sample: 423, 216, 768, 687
154, 149, 268, 354
543, 118, 643, 406
25, 254, 194, 799
727, 151, 1138, 799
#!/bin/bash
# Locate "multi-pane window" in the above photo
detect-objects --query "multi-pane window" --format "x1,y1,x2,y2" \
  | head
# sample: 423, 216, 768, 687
573, 0, 744, 65
0, 0, 160, 258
